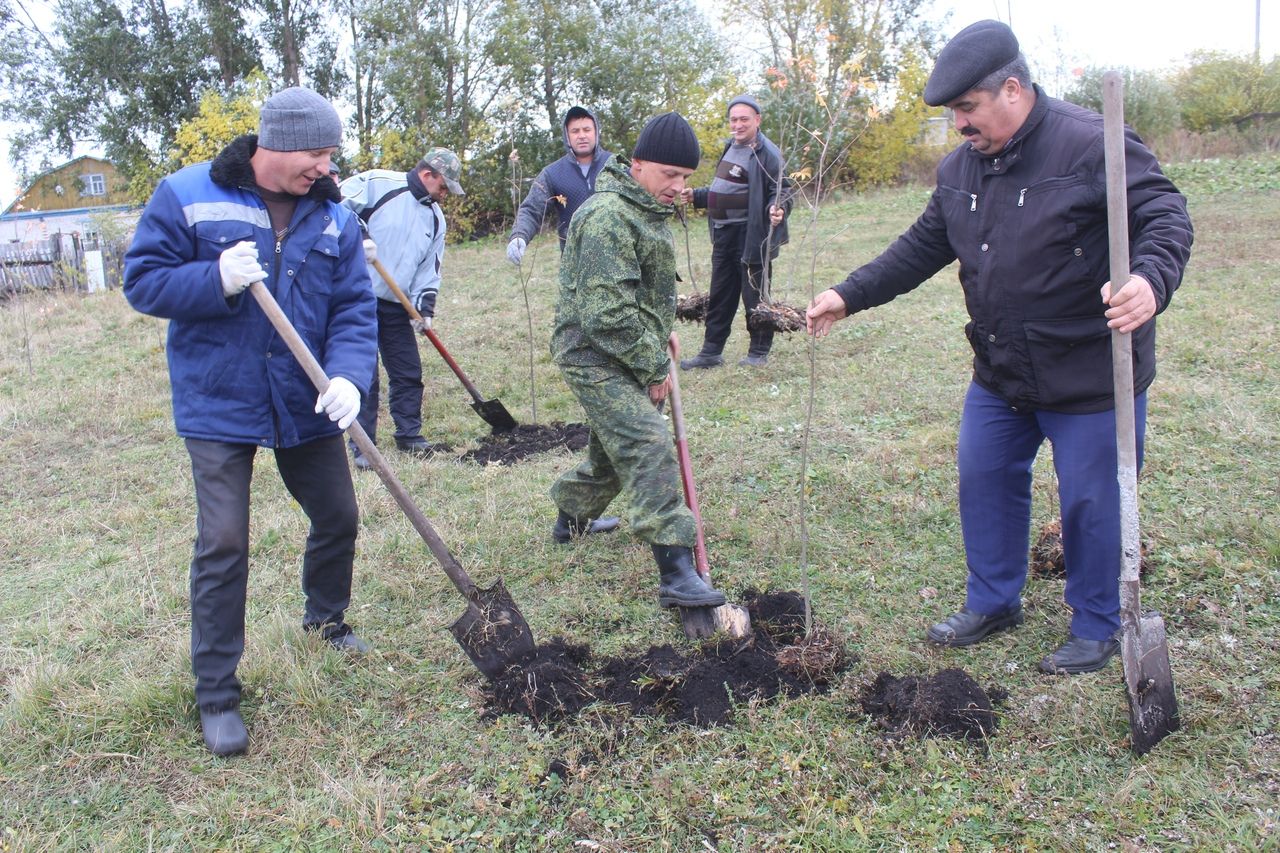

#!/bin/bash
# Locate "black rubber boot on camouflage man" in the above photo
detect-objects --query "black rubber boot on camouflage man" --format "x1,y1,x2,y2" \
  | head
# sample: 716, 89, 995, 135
552, 510, 621, 544
652, 545, 727, 608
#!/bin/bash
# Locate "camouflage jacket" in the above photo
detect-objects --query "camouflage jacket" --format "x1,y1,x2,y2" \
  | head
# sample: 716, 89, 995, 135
551, 158, 676, 387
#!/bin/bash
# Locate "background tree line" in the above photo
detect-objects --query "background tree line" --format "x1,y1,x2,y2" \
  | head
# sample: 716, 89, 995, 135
1, 0, 1277, 240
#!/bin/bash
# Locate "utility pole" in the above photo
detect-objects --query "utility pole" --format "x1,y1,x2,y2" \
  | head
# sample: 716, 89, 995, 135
1256, 0, 1262, 63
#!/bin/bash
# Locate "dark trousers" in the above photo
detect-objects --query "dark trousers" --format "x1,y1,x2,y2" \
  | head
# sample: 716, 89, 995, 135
356, 298, 424, 446
699, 222, 773, 357
185, 435, 359, 709
957, 382, 1147, 641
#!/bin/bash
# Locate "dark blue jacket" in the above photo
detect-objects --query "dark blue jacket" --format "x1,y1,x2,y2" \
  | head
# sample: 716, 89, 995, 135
124, 135, 377, 447
510, 106, 612, 248
834, 88, 1193, 414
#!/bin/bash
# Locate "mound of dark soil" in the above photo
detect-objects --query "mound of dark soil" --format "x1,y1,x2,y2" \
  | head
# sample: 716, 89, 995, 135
676, 293, 709, 323
743, 588, 809, 644
461, 422, 589, 465
747, 301, 805, 333
859, 668, 1007, 740
486, 639, 593, 724
483, 590, 855, 727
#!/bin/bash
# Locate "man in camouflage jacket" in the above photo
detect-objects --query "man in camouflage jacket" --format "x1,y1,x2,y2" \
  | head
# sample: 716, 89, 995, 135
549, 112, 726, 609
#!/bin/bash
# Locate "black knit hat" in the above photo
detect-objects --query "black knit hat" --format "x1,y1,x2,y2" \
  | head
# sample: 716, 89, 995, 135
632, 112, 701, 170
924, 20, 1021, 106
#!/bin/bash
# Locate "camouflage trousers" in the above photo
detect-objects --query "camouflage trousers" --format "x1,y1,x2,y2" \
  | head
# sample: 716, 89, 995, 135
551, 363, 696, 547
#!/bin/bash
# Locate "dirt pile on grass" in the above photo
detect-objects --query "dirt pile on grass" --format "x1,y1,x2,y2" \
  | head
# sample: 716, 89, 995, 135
484, 590, 854, 727
461, 422, 589, 465
859, 668, 1007, 740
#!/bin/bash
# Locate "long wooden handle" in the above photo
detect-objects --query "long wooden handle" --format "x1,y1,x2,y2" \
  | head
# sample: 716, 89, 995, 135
1102, 72, 1144, 623
369, 257, 486, 404
247, 281, 478, 599
667, 337, 711, 578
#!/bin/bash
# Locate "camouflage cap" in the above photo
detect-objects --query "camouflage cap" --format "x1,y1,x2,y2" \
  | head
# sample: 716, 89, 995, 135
421, 148, 465, 195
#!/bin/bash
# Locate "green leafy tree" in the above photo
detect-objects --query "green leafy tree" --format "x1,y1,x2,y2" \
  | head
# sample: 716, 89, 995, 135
1174, 51, 1280, 131
1064, 66, 1182, 140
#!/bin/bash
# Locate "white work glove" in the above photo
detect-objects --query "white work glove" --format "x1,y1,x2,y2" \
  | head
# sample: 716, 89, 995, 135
362, 238, 377, 263
411, 316, 433, 333
315, 376, 360, 430
506, 237, 526, 266
218, 240, 267, 298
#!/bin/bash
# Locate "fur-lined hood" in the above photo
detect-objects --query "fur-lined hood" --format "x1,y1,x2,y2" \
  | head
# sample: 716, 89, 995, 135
209, 134, 341, 203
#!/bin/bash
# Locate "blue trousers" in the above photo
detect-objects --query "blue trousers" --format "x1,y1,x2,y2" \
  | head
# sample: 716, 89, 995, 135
185, 435, 358, 709
957, 382, 1146, 641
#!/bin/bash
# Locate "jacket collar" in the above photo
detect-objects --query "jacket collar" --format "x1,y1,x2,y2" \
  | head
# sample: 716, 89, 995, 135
597, 157, 672, 218
210, 134, 341, 203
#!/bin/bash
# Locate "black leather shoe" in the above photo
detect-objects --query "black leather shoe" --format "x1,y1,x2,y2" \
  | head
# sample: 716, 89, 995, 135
1038, 635, 1119, 674
926, 605, 1024, 647
329, 632, 371, 655
200, 706, 248, 756
652, 545, 726, 608
395, 436, 434, 455
679, 352, 724, 370
552, 510, 621, 544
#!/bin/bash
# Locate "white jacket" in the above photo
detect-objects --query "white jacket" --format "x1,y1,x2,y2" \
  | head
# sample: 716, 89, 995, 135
339, 169, 446, 316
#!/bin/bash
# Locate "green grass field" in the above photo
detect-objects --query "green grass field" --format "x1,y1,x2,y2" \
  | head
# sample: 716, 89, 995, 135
1, 166, 1277, 850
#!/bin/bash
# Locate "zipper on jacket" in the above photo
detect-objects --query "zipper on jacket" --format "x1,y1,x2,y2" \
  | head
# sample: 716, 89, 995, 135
969, 194, 977, 212
1017, 188, 1027, 207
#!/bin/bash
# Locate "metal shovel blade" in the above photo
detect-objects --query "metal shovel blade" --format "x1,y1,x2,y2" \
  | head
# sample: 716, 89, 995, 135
448, 579, 537, 680
471, 398, 518, 434
1122, 610, 1180, 755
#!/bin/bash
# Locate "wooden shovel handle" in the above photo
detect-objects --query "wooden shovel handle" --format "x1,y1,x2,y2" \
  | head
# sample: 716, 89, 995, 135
667, 336, 711, 578
369, 258, 486, 405
1102, 72, 1144, 619
247, 281, 478, 599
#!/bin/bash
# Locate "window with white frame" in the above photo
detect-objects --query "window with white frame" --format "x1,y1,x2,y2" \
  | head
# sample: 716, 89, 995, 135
82, 174, 106, 196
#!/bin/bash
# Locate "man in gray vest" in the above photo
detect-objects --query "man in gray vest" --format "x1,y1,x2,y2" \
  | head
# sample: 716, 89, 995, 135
679, 94, 791, 369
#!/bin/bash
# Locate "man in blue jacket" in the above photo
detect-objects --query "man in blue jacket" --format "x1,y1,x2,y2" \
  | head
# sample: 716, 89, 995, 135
506, 105, 612, 264
807, 22, 1193, 675
340, 150, 463, 467
124, 87, 378, 756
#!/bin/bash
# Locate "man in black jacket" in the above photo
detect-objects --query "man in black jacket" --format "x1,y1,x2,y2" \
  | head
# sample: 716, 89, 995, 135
679, 94, 790, 369
807, 21, 1192, 675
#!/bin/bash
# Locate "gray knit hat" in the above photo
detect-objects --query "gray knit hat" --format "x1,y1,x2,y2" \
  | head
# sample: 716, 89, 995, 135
258, 87, 343, 152
632, 112, 701, 170
727, 94, 761, 116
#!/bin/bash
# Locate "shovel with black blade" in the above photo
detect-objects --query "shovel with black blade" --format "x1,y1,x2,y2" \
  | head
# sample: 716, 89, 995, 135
249, 281, 535, 679
370, 258, 518, 433
1102, 71, 1180, 754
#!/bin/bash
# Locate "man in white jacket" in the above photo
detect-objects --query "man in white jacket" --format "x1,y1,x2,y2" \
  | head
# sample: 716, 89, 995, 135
340, 149, 464, 467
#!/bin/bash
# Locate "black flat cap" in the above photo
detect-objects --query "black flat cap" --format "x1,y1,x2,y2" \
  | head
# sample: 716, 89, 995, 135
924, 20, 1020, 106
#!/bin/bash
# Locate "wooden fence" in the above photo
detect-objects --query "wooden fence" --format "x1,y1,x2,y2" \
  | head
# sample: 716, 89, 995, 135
0, 234, 128, 299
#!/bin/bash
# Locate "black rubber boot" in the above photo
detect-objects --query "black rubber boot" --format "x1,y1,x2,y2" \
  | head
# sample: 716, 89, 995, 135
652, 545, 727, 608
552, 510, 621, 544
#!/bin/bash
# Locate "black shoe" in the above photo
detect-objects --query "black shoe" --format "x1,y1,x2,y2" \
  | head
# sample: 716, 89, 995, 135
737, 353, 768, 367
552, 510, 621, 544
679, 352, 724, 370
926, 605, 1024, 647
395, 436, 434, 455
352, 448, 373, 471
652, 545, 726, 608
200, 706, 248, 757
1038, 635, 1119, 674
329, 632, 371, 655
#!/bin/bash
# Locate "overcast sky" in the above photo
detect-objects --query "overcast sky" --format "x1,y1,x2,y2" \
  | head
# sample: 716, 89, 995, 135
2, 0, 1275, 209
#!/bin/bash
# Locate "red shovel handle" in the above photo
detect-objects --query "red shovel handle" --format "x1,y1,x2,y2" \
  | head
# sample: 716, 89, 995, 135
667, 336, 711, 579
